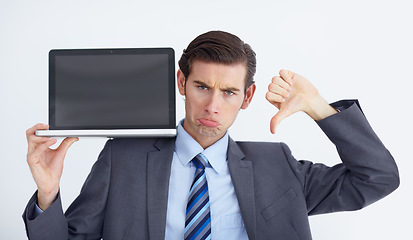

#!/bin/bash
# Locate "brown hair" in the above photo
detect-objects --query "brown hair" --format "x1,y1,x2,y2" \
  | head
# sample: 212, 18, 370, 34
178, 30, 256, 92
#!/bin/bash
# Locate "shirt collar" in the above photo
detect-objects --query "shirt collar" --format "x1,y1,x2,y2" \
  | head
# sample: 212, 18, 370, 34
174, 119, 228, 174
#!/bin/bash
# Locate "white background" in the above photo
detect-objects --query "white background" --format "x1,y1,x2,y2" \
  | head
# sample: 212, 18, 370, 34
1, 0, 412, 239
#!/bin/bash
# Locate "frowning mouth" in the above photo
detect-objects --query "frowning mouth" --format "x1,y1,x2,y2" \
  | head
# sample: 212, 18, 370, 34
198, 118, 220, 128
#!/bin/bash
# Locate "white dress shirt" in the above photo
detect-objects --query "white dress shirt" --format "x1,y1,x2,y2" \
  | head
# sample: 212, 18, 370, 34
165, 120, 248, 240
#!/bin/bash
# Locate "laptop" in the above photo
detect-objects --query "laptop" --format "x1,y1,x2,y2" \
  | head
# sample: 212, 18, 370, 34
36, 48, 176, 138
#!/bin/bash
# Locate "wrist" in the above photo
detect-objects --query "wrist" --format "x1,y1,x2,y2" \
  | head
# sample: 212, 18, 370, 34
304, 95, 338, 121
37, 188, 59, 211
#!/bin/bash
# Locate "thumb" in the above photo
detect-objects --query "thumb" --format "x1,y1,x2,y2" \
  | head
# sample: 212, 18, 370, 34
56, 137, 79, 155
270, 108, 292, 134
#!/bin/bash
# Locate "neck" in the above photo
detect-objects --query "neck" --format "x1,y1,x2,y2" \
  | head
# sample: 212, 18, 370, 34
182, 122, 225, 149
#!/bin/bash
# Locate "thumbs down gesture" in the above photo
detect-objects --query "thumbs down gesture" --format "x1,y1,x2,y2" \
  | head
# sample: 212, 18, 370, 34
265, 69, 338, 134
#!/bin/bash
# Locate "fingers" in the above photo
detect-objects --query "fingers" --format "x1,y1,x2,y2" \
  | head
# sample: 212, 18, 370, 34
27, 123, 50, 153
27, 137, 79, 166
267, 69, 296, 134
27, 138, 57, 165
272, 75, 292, 90
56, 137, 79, 155
37, 138, 58, 154
26, 123, 49, 137
270, 115, 281, 134
279, 69, 295, 85
270, 108, 293, 134
266, 75, 293, 106
266, 91, 285, 106
268, 83, 289, 99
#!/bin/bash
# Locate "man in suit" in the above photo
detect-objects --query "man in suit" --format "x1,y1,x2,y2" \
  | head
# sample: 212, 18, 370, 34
23, 30, 399, 240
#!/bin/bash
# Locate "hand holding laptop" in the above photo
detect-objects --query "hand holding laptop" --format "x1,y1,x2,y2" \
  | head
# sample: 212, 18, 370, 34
27, 48, 177, 210
26, 123, 78, 210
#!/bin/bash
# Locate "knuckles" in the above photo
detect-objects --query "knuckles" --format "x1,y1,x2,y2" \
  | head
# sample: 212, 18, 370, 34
266, 91, 283, 103
268, 83, 275, 91
265, 91, 272, 100
279, 69, 292, 77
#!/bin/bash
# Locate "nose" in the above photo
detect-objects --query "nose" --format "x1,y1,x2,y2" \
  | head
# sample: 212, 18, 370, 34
205, 92, 220, 114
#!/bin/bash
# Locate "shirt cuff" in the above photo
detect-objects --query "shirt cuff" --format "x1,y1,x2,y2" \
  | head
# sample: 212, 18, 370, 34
33, 203, 44, 219
330, 99, 363, 114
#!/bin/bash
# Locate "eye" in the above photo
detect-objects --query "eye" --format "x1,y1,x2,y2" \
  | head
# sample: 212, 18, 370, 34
225, 90, 235, 96
198, 86, 208, 90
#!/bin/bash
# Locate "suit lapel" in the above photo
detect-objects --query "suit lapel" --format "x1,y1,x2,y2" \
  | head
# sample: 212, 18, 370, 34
227, 138, 257, 240
147, 137, 175, 240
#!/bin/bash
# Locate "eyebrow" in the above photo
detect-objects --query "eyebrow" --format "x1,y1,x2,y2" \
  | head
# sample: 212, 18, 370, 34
193, 80, 241, 92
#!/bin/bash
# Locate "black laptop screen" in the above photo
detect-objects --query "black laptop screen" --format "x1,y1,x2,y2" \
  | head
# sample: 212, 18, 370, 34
49, 48, 175, 130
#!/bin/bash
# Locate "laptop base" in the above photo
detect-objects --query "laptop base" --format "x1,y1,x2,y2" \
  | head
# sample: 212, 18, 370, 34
36, 129, 177, 138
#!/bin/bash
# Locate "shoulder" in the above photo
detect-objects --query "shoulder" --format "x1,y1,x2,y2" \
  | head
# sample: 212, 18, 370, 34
109, 137, 160, 147
103, 137, 176, 155
234, 141, 288, 156
232, 141, 292, 165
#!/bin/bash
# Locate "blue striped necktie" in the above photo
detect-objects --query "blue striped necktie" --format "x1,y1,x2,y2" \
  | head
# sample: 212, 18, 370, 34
184, 153, 211, 240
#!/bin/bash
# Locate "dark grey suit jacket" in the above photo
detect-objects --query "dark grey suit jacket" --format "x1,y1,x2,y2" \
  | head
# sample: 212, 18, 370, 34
22, 101, 399, 240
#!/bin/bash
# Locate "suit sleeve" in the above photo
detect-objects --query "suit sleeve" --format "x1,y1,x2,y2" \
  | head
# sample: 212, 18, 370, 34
281, 100, 399, 215
22, 191, 68, 239
22, 139, 113, 240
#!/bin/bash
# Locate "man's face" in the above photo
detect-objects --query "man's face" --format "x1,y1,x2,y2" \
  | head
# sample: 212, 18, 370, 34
177, 60, 256, 148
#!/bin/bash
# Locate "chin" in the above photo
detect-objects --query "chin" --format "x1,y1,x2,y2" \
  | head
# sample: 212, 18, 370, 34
199, 126, 221, 137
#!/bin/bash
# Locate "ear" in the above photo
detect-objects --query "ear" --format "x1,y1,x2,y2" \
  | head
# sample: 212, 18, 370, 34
177, 70, 186, 96
241, 83, 256, 109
